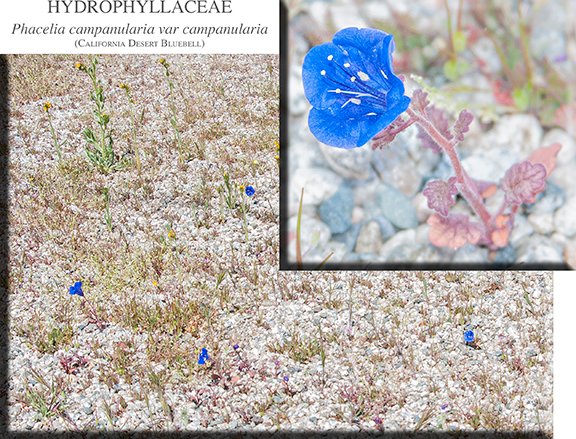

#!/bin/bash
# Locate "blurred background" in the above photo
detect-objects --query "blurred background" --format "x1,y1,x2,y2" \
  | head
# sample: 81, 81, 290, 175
285, 0, 576, 267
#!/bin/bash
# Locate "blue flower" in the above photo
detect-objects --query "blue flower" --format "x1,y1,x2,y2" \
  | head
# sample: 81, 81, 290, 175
302, 27, 411, 148
245, 186, 255, 197
283, 375, 289, 383
233, 344, 239, 350
464, 330, 475, 344
69, 281, 84, 297
198, 347, 209, 365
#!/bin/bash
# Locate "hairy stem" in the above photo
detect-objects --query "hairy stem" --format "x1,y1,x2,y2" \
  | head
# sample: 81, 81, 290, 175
406, 108, 492, 231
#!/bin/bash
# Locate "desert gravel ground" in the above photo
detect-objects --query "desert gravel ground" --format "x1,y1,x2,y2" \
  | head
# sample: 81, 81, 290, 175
7, 55, 551, 434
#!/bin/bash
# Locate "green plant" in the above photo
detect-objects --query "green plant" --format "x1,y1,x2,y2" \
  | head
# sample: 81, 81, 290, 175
119, 82, 142, 173
76, 57, 124, 173
159, 58, 186, 163
24, 367, 69, 423
217, 171, 237, 210
42, 101, 65, 161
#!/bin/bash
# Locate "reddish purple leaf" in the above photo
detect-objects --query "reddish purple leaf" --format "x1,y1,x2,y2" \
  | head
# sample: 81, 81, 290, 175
453, 110, 474, 142
422, 178, 458, 216
427, 213, 483, 249
412, 89, 430, 112
417, 105, 452, 152
371, 117, 406, 149
502, 161, 547, 206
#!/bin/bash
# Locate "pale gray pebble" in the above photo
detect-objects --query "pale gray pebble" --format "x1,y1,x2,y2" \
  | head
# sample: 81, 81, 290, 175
509, 215, 535, 247
371, 184, 418, 230
289, 167, 342, 208
354, 220, 383, 254
527, 181, 565, 214
554, 197, 576, 237
542, 128, 576, 164
477, 114, 543, 161
517, 235, 563, 263
380, 230, 422, 261
318, 185, 354, 234
452, 244, 489, 264
332, 223, 362, 252
528, 212, 555, 235
319, 142, 375, 180
494, 245, 516, 264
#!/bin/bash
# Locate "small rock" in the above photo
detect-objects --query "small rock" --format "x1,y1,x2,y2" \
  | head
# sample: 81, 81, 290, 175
287, 215, 331, 261
517, 235, 563, 263
290, 167, 342, 208
332, 223, 362, 251
318, 185, 354, 234
371, 184, 418, 230
541, 128, 576, 164
355, 221, 383, 254
452, 244, 489, 264
527, 182, 566, 214
380, 230, 421, 261
493, 245, 516, 264
528, 212, 555, 235
320, 143, 374, 180
478, 114, 543, 160
554, 197, 576, 237
509, 215, 534, 247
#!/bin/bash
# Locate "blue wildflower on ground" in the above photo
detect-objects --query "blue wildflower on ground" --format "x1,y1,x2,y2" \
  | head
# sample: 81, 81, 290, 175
69, 281, 84, 297
302, 27, 411, 148
198, 347, 209, 365
245, 185, 255, 197
464, 330, 475, 344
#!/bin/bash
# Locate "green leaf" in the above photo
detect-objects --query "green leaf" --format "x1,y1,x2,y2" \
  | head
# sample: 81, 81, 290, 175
443, 58, 469, 81
512, 83, 533, 111
453, 30, 467, 54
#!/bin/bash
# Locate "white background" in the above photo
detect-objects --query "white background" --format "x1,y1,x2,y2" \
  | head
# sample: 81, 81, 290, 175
554, 271, 574, 439
1, 0, 279, 53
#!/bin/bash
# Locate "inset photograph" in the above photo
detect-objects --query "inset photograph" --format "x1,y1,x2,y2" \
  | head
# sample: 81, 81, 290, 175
282, 0, 575, 269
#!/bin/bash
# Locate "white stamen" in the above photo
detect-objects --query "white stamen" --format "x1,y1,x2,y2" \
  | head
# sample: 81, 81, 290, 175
341, 97, 362, 108
320, 70, 326, 76
381, 70, 388, 80
350, 76, 356, 82
366, 112, 377, 116
344, 63, 350, 68
328, 89, 376, 99
327, 55, 334, 61
357, 71, 370, 81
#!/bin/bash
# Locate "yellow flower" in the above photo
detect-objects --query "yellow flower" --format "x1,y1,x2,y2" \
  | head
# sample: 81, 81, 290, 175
239, 184, 245, 192
43, 101, 52, 112
275, 154, 280, 161
74, 62, 85, 70
167, 229, 176, 239
252, 160, 259, 166
119, 83, 129, 91
275, 140, 280, 151
158, 58, 167, 65
152, 280, 159, 287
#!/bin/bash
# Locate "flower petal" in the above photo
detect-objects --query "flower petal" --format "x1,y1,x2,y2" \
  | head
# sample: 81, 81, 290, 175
309, 95, 409, 148
302, 27, 410, 149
